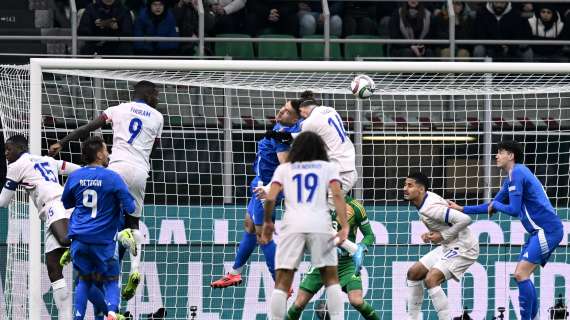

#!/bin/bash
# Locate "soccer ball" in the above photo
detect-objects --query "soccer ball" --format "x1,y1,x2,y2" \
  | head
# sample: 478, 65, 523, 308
350, 75, 376, 99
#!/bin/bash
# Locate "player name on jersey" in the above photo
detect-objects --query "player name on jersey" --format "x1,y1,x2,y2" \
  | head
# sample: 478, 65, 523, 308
130, 107, 151, 117
79, 179, 102, 187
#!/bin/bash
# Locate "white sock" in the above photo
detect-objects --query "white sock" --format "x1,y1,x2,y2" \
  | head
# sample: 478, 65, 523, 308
131, 229, 143, 273
325, 284, 344, 320
407, 280, 423, 320
428, 286, 450, 320
52, 278, 72, 320
230, 267, 242, 275
270, 289, 288, 320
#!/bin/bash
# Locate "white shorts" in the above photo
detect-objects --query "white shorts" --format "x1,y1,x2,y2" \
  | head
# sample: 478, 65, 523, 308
276, 233, 337, 270
41, 200, 71, 253
419, 246, 476, 281
108, 162, 148, 218
328, 170, 358, 209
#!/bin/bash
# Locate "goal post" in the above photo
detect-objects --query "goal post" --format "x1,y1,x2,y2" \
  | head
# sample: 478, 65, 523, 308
5, 58, 570, 319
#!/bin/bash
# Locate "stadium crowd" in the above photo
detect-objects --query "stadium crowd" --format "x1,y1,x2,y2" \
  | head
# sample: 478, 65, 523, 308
69, 1, 570, 60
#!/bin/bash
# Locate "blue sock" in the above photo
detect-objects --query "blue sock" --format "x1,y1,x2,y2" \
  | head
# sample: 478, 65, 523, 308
517, 279, 536, 320
74, 279, 91, 320
89, 283, 107, 320
260, 240, 276, 280
232, 231, 258, 271
104, 280, 121, 313
531, 282, 539, 319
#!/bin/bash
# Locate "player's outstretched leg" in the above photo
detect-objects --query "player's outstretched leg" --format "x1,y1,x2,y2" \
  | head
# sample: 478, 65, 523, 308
118, 215, 142, 301
348, 291, 379, 320
406, 262, 428, 320
211, 213, 257, 288
285, 287, 316, 320
88, 284, 108, 320
104, 278, 125, 320
73, 277, 92, 320
320, 266, 344, 320
515, 260, 539, 320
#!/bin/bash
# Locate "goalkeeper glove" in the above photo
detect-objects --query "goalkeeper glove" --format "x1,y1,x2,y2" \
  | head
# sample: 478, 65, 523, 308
264, 130, 293, 144
352, 243, 368, 276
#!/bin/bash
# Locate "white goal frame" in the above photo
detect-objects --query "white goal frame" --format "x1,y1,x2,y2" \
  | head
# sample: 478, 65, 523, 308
28, 58, 570, 318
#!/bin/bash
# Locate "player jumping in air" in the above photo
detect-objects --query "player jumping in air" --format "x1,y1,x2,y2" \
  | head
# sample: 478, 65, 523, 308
261, 131, 349, 320
0, 135, 81, 320
449, 140, 563, 320
286, 195, 379, 320
404, 172, 480, 320
62, 136, 136, 320
265, 90, 357, 203
210, 101, 301, 288
50, 80, 164, 300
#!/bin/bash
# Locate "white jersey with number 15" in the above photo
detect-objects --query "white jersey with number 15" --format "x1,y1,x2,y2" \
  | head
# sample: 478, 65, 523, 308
102, 101, 164, 172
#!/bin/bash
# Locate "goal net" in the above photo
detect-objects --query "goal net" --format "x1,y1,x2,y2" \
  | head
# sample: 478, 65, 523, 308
0, 60, 569, 320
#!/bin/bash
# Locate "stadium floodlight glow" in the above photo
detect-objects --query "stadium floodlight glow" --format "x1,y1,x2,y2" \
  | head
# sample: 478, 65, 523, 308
362, 136, 477, 142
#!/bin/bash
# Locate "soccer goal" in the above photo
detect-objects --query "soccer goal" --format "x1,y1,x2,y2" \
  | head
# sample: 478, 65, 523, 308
0, 59, 569, 319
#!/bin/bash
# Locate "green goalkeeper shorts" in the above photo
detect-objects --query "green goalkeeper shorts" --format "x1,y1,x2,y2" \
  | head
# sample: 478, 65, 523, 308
299, 256, 362, 294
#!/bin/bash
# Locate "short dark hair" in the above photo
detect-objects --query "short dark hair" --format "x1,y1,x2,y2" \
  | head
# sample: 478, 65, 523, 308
5, 135, 28, 151
81, 136, 106, 164
134, 80, 158, 100
298, 90, 320, 108
407, 172, 430, 191
497, 140, 523, 163
287, 131, 328, 163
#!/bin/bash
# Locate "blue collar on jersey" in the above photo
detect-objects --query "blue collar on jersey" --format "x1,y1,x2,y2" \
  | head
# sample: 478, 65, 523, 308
134, 99, 146, 104
416, 192, 429, 210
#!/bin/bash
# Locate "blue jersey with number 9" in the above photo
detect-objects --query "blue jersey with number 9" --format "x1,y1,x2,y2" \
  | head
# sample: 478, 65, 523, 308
62, 166, 136, 244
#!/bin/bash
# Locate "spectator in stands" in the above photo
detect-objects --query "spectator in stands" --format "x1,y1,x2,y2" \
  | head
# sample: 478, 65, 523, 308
343, 2, 380, 36
521, 3, 568, 62
473, 1, 525, 61
432, 2, 475, 58
297, 1, 343, 37
78, 0, 134, 55
173, 0, 212, 55
245, 0, 298, 37
134, 0, 179, 55
519, 3, 534, 19
389, 1, 433, 58
204, 0, 246, 36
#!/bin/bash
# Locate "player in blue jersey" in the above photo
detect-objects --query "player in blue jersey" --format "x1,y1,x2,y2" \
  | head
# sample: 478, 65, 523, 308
210, 101, 301, 288
448, 140, 564, 320
62, 136, 136, 320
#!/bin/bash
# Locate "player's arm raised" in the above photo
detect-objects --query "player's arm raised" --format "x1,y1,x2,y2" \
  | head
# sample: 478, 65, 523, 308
48, 115, 106, 156
449, 180, 510, 216
490, 169, 523, 217
56, 160, 81, 175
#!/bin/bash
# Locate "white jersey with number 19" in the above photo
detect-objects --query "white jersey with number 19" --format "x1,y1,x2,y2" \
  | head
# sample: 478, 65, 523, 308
102, 101, 164, 173
270, 160, 341, 235
299, 106, 356, 173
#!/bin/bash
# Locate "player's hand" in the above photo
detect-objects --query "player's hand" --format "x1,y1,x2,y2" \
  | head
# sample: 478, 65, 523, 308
447, 200, 463, 212
488, 201, 495, 217
264, 130, 293, 144
253, 186, 268, 200
260, 222, 274, 244
334, 227, 349, 246
352, 243, 367, 276
48, 143, 63, 157
420, 232, 431, 243
59, 248, 71, 267
427, 231, 443, 244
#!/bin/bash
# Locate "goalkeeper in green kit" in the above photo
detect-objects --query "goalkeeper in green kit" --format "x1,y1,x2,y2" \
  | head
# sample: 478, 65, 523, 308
286, 196, 379, 320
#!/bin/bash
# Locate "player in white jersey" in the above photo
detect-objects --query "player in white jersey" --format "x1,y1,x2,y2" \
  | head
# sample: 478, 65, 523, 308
264, 91, 357, 204
260, 131, 349, 320
48, 80, 164, 300
403, 172, 479, 320
0, 135, 81, 320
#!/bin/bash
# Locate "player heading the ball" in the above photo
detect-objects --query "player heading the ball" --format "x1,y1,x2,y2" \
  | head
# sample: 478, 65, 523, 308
261, 131, 349, 320
404, 172, 479, 320
449, 140, 564, 320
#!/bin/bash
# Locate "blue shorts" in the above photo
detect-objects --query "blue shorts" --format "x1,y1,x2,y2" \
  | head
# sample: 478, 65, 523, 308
519, 229, 563, 267
246, 177, 278, 225
71, 240, 120, 277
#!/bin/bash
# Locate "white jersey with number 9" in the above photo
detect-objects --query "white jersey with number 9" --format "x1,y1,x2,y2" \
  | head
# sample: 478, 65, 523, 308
102, 101, 164, 173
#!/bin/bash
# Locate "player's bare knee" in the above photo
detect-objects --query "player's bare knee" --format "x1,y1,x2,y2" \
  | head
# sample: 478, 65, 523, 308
348, 292, 364, 307
407, 263, 427, 281
424, 269, 444, 289
46, 263, 64, 282
513, 270, 529, 282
